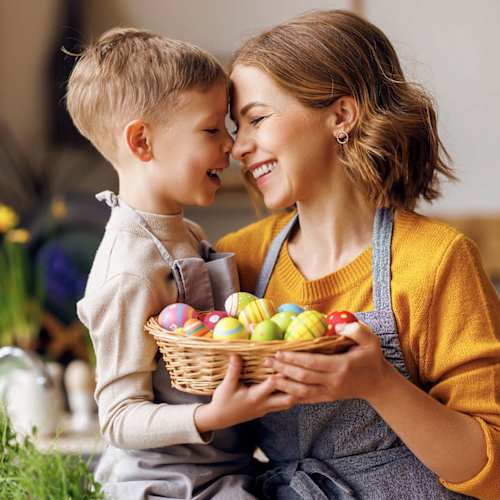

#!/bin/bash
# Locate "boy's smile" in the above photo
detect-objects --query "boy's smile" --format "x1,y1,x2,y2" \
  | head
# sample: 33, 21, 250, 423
140, 80, 233, 214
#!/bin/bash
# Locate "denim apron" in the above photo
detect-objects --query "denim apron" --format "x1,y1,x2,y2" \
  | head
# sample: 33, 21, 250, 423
93, 191, 258, 500
254, 208, 473, 500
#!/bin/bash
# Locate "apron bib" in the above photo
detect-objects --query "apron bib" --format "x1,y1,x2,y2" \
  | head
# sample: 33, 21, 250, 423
254, 208, 472, 500
93, 191, 257, 500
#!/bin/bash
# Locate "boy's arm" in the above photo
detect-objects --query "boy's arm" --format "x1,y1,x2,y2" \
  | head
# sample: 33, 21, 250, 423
78, 273, 211, 449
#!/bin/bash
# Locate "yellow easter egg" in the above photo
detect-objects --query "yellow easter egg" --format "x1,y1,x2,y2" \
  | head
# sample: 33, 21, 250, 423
238, 298, 276, 328
213, 317, 249, 340
285, 310, 327, 341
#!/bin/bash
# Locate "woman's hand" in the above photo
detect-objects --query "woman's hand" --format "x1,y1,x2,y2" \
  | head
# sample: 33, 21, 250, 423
194, 355, 298, 433
265, 321, 394, 404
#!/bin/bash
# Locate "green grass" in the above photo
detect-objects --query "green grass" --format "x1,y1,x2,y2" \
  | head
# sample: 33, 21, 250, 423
0, 409, 104, 499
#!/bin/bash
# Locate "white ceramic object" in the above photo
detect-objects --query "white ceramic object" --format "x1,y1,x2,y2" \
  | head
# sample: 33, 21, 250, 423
4, 362, 65, 437
64, 360, 96, 432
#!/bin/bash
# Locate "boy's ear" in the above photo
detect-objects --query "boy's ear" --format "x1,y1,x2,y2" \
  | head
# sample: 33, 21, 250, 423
327, 96, 358, 138
125, 119, 153, 161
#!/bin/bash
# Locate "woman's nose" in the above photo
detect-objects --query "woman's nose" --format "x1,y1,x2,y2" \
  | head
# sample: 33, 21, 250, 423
231, 130, 254, 162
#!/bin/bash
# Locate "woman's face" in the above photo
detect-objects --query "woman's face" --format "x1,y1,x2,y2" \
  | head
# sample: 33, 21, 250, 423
230, 65, 337, 210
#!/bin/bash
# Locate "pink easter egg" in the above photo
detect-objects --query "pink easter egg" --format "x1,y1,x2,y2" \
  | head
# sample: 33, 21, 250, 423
158, 303, 197, 331
200, 310, 229, 330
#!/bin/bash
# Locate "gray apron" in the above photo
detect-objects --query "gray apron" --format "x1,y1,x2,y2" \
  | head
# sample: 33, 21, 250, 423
254, 208, 473, 500
94, 191, 258, 500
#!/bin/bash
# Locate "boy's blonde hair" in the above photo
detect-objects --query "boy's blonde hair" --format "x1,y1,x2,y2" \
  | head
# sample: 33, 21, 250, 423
66, 28, 226, 162
231, 10, 455, 210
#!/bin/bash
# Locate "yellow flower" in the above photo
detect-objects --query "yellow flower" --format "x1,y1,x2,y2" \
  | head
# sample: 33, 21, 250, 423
6, 229, 31, 244
0, 204, 19, 233
51, 197, 68, 220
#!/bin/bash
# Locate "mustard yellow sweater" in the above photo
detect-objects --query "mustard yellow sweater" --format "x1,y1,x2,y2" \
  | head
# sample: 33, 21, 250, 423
217, 209, 500, 499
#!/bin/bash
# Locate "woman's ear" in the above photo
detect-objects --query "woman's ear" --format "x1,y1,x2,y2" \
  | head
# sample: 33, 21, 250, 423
125, 119, 153, 161
327, 96, 358, 138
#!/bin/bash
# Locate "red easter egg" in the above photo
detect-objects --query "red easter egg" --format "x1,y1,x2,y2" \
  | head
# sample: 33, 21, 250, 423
325, 310, 357, 336
199, 310, 228, 330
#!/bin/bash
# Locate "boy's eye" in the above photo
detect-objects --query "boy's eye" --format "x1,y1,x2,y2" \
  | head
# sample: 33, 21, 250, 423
231, 126, 239, 137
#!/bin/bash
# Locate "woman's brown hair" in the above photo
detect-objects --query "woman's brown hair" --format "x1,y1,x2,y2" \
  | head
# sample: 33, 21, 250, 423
231, 10, 455, 209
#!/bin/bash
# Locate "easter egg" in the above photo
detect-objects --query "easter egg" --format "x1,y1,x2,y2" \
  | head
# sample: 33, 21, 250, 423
250, 320, 283, 342
183, 319, 211, 337
285, 310, 327, 341
158, 303, 197, 330
325, 311, 358, 336
238, 298, 276, 328
270, 312, 296, 334
199, 310, 228, 330
224, 292, 257, 317
213, 317, 249, 340
277, 303, 304, 315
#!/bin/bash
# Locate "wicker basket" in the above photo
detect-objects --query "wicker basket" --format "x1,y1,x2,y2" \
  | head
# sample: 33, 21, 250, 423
145, 316, 354, 395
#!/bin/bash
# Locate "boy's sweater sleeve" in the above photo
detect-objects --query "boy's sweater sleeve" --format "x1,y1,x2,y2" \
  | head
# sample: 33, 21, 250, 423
421, 234, 500, 498
77, 273, 210, 449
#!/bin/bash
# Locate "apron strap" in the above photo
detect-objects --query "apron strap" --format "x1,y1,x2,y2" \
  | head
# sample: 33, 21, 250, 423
254, 213, 298, 298
371, 208, 394, 312
96, 190, 177, 269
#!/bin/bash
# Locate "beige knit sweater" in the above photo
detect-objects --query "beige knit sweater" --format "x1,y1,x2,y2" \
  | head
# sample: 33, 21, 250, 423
77, 205, 209, 449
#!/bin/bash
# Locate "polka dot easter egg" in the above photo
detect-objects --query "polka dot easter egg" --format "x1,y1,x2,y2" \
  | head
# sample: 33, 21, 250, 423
213, 317, 249, 340
158, 303, 197, 331
238, 298, 276, 328
277, 303, 304, 316
285, 310, 327, 341
224, 292, 257, 317
325, 311, 358, 336
199, 310, 228, 330
183, 319, 211, 338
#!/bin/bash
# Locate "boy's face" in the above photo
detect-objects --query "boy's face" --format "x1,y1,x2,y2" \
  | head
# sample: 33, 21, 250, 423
146, 80, 233, 212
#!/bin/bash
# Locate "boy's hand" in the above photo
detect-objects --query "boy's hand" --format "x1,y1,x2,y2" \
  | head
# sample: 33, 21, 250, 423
194, 355, 297, 433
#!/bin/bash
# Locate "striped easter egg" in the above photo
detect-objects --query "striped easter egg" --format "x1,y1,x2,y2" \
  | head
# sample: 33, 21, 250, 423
224, 292, 257, 317
183, 319, 211, 337
285, 310, 327, 341
238, 298, 275, 328
158, 303, 197, 331
213, 317, 249, 340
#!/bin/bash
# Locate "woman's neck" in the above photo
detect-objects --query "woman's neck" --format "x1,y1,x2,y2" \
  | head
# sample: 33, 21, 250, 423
289, 185, 376, 280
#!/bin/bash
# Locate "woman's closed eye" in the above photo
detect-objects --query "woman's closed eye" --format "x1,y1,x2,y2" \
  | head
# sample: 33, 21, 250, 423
249, 115, 266, 127
204, 128, 220, 134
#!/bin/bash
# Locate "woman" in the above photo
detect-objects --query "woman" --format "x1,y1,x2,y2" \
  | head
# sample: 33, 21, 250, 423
217, 10, 500, 500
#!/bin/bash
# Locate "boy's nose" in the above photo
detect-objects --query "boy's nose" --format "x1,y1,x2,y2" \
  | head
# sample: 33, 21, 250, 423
222, 129, 233, 154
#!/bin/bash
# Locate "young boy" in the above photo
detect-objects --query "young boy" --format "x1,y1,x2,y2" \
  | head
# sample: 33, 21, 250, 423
67, 28, 290, 499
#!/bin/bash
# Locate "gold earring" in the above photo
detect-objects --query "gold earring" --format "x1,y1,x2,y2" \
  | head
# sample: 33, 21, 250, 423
336, 130, 349, 145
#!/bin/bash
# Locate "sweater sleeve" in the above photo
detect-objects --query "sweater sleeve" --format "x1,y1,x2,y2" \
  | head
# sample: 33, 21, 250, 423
77, 273, 210, 449
422, 234, 500, 498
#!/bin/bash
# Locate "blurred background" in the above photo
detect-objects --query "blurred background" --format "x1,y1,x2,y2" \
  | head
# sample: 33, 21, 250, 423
0, 0, 499, 401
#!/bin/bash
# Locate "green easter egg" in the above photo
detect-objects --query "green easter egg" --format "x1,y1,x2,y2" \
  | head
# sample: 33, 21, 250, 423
250, 320, 283, 342
270, 312, 296, 334
224, 292, 257, 317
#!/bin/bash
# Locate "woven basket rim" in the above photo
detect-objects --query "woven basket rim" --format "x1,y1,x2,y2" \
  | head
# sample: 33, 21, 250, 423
145, 315, 353, 353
